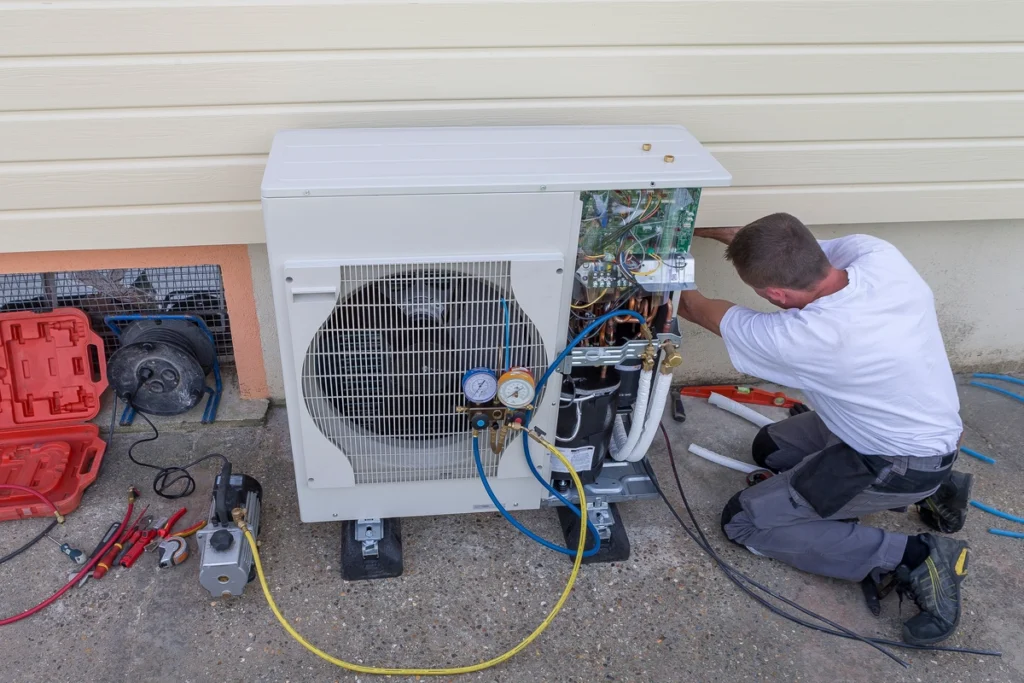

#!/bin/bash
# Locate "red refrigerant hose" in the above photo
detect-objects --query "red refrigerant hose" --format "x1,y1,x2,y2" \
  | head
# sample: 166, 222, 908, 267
0, 487, 137, 628
0, 484, 64, 521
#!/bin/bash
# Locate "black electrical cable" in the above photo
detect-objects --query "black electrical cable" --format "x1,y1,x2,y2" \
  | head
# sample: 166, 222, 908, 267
0, 518, 58, 567
125, 398, 228, 499
648, 422, 1001, 662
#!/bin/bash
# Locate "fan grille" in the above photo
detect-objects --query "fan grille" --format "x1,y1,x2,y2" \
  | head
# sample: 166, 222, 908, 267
301, 261, 548, 485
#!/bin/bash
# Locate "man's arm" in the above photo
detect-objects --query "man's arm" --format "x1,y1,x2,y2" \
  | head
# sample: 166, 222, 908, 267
676, 290, 735, 337
694, 226, 741, 245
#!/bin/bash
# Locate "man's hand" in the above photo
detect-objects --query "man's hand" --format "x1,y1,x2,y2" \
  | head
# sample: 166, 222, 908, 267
676, 290, 735, 337
694, 226, 742, 245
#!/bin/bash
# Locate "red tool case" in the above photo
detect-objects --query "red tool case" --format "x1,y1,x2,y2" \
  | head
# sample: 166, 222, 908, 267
0, 308, 108, 521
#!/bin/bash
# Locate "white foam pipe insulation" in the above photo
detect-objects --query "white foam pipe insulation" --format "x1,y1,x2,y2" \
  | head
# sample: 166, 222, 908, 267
624, 371, 674, 462
688, 443, 761, 474
708, 392, 776, 429
610, 368, 653, 461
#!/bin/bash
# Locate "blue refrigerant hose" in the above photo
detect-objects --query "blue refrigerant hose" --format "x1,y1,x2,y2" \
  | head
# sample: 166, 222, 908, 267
473, 434, 599, 557
516, 309, 650, 554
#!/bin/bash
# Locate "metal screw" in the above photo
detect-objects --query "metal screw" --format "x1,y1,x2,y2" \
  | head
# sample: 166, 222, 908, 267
303, 190, 311, 196
664, 155, 675, 163
332, 513, 338, 518
642, 143, 652, 151
307, 477, 315, 483
513, 502, 519, 507
539, 185, 547, 191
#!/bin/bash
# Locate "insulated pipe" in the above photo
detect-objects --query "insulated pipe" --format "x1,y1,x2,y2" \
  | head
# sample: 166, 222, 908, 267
709, 392, 776, 429
610, 368, 653, 461
609, 415, 629, 458
688, 443, 761, 474
625, 371, 674, 462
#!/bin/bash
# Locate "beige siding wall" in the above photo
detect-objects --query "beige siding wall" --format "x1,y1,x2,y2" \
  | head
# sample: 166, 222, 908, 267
2, 1, 1023, 396
3, 1, 1024, 250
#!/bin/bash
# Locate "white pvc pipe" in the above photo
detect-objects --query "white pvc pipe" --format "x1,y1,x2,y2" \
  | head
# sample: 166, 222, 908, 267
708, 392, 776, 429
610, 368, 653, 461
688, 443, 760, 474
625, 372, 674, 462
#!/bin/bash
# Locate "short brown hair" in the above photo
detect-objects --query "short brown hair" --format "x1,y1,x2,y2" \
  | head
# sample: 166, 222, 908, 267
725, 213, 830, 290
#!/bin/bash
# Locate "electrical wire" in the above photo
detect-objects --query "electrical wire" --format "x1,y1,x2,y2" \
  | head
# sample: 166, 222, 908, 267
0, 485, 63, 567
239, 430, 588, 676
0, 518, 57, 567
125, 404, 229, 499
650, 423, 1001, 661
0, 489, 137, 628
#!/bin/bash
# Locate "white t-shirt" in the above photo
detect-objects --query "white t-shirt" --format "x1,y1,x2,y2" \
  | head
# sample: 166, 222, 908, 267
719, 234, 961, 457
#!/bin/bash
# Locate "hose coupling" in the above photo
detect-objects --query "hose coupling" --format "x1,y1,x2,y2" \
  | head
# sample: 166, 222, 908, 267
641, 343, 658, 371
659, 340, 683, 373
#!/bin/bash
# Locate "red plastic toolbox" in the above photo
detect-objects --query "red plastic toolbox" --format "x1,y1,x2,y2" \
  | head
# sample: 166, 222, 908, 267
0, 308, 108, 520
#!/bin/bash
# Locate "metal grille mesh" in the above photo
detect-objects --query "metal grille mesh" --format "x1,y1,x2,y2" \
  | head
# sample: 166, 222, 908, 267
302, 261, 548, 485
0, 266, 232, 362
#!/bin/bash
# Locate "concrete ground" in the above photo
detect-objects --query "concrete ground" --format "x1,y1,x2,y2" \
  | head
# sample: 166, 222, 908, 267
1, 376, 1022, 683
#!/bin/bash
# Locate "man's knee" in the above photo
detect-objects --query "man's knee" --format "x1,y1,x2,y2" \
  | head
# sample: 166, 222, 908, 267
751, 426, 779, 469
720, 491, 746, 543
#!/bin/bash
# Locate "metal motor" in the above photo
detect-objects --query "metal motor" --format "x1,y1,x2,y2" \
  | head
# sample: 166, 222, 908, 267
196, 462, 262, 597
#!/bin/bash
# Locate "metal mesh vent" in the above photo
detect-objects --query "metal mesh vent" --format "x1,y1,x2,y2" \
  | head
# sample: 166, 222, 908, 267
0, 266, 232, 362
302, 261, 548, 485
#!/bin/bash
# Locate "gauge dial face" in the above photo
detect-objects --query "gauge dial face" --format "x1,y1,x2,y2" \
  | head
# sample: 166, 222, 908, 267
462, 368, 497, 404
497, 369, 536, 409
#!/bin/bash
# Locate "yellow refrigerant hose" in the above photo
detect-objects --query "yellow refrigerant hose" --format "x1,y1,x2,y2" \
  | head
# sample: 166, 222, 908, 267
238, 426, 587, 676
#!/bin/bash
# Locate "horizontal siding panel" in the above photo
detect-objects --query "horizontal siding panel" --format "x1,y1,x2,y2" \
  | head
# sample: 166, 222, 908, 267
5, 94, 1024, 162
0, 202, 264, 252
3, 183, 1023, 252
701, 182, 1024, 227
4, 47, 1024, 112
0, 157, 264, 210
5, 141, 1024, 210
3, 1, 1024, 56
711, 140, 1024, 188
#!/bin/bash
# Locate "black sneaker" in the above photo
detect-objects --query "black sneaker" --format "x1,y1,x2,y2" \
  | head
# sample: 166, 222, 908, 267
896, 534, 970, 645
918, 471, 973, 533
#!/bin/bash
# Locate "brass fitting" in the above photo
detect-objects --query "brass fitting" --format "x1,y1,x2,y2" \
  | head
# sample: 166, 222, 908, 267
659, 340, 683, 373
54, 511, 66, 524
231, 507, 247, 528
640, 343, 658, 372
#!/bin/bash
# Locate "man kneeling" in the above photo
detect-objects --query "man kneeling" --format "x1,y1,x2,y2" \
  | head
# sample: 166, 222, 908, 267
677, 213, 971, 645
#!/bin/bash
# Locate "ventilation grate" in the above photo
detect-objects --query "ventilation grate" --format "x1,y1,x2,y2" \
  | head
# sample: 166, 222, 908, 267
0, 266, 232, 362
302, 261, 547, 485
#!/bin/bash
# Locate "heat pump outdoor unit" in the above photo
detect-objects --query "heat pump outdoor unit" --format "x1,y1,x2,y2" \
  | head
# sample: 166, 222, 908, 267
262, 126, 730, 578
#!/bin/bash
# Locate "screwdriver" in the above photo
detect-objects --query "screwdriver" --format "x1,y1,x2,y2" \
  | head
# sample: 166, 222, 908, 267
45, 534, 85, 565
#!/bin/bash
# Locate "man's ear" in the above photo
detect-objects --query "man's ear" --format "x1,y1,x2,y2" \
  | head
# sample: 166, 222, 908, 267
764, 286, 788, 306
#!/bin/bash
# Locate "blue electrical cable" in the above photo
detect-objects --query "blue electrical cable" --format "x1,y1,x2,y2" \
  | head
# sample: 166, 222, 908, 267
970, 500, 1024, 525
500, 297, 511, 372
989, 528, 1024, 539
969, 380, 1024, 405
960, 446, 996, 464
973, 372, 1024, 387
473, 434, 600, 557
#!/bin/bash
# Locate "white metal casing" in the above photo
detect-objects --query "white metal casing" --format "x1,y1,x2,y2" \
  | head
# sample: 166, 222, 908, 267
262, 125, 730, 523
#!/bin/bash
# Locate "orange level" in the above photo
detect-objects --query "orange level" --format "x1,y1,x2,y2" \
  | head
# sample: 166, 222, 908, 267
679, 385, 801, 408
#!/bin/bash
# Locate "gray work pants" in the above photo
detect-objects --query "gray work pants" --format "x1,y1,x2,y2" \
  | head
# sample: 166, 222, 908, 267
722, 412, 954, 582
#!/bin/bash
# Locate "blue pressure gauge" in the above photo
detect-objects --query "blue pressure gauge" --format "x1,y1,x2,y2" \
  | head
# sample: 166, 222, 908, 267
462, 367, 498, 404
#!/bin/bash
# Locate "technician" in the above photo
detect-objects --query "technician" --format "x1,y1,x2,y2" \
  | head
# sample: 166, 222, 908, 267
675, 213, 972, 646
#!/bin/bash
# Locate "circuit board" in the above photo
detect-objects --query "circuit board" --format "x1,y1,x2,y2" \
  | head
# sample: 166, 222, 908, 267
574, 188, 701, 297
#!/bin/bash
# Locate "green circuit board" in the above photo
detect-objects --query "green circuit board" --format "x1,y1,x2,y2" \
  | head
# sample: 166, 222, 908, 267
575, 187, 701, 296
